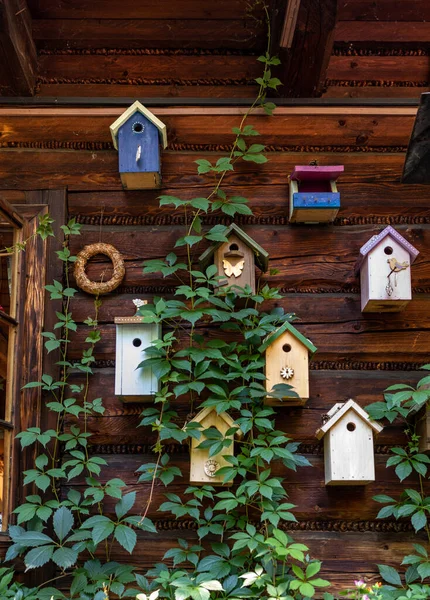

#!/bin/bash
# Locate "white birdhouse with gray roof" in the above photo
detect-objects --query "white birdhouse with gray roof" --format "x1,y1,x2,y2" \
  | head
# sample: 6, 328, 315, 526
114, 299, 161, 401
356, 226, 419, 313
316, 399, 383, 486
110, 101, 167, 190
259, 321, 317, 407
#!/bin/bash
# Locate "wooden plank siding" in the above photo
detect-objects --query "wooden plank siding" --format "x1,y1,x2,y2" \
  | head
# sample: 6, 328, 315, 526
0, 106, 429, 593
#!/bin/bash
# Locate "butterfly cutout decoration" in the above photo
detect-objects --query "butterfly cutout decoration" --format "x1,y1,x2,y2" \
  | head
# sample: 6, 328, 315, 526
223, 258, 245, 278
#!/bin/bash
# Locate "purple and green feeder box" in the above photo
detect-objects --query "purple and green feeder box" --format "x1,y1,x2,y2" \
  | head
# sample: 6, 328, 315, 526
110, 101, 168, 190
289, 165, 344, 224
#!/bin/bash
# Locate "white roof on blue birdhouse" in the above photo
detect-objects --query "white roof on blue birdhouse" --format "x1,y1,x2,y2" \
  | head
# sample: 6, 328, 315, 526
110, 101, 168, 150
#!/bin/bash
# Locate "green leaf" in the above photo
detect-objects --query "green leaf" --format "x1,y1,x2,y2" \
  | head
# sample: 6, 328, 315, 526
115, 491, 136, 519
395, 461, 413, 481
52, 546, 78, 569
378, 564, 402, 586
53, 506, 74, 542
24, 545, 55, 570
299, 582, 315, 597
306, 561, 321, 578
412, 510, 427, 532
114, 524, 137, 554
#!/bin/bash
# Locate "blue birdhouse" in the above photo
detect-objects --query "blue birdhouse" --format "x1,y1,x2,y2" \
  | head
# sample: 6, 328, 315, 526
289, 165, 344, 224
110, 101, 168, 190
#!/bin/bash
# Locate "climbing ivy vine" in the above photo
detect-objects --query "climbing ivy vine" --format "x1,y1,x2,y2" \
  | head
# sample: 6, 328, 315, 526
0, 6, 334, 600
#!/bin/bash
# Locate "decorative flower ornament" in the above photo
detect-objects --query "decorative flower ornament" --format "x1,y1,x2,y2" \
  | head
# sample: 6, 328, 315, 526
133, 299, 147, 308
204, 459, 219, 477
280, 366, 294, 380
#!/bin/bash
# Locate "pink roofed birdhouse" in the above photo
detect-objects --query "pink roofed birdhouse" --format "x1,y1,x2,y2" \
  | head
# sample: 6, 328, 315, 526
356, 226, 419, 313
289, 165, 344, 224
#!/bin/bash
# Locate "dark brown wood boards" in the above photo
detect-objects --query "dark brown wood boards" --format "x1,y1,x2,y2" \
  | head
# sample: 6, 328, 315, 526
0, 107, 429, 592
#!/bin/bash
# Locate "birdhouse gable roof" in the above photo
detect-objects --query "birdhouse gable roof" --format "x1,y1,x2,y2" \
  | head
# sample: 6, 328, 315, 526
259, 320, 317, 355
315, 399, 383, 440
110, 101, 168, 150
187, 406, 243, 438
356, 226, 419, 272
198, 223, 269, 272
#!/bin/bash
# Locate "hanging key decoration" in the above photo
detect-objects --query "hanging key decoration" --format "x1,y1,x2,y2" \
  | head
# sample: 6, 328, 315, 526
386, 257, 410, 297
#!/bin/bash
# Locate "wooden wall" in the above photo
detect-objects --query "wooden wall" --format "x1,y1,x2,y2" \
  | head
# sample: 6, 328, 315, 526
0, 105, 429, 592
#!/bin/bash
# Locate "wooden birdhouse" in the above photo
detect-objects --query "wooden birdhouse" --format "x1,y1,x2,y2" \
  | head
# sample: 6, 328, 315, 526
356, 225, 419, 313
198, 223, 269, 294
316, 399, 383, 486
289, 165, 344, 223
187, 407, 243, 485
114, 300, 161, 401
415, 403, 430, 454
259, 321, 317, 406
110, 101, 168, 190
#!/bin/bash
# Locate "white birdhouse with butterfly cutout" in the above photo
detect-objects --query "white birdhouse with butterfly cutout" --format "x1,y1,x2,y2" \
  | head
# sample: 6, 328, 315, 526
259, 321, 317, 407
187, 407, 243, 486
356, 226, 419, 313
198, 223, 269, 294
114, 299, 161, 401
316, 399, 383, 486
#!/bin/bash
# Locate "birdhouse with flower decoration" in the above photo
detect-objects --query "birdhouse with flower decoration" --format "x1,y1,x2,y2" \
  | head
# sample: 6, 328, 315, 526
110, 101, 167, 190
187, 407, 243, 485
356, 226, 419, 313
114, 299, 161, 401
316, 399, 383, 486
198, 223, 269, 294
289, 165, 344, 223
259, 321, 317, 407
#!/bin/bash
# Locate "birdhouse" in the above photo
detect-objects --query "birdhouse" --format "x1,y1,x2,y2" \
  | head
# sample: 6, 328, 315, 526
356, 226, 419, 313
259, 321, 317, 406
415, 404, 430, 454
289, 165, 344, 223
110, 101, 168, 190
316, 399, 383, 486
187, 407, 243, 485
114, 300, 161, 401
198, 223, 269, 294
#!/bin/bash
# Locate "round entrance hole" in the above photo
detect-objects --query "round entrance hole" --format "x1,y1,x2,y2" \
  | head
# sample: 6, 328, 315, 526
132, 122, 144, 133
133, 338, 142, 348
384, 246, 393, 255
346, 422, 356, 432
229, 243, 239, 251
282, 344, 292, 353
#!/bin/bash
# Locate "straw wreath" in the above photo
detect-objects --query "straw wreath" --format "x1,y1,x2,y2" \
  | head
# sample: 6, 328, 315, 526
74, 243, 125, 295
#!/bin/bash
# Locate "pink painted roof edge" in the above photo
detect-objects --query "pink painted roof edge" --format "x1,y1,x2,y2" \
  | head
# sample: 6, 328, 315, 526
356, 226, 419, 271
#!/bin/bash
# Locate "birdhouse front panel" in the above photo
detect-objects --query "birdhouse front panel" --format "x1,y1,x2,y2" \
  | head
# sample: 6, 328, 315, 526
324, 410, 375, 486
289, 165, 343, 224
190, 409, 235, 485
361, 236, 412, 312
114, 319, 161, 401
264, 331, 309, 406
214, 233, 256, 293
117, 117, 161, 190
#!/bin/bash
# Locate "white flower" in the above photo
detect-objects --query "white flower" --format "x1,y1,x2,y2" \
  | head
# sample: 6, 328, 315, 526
136, 591, 160, 600
280, 366, 294, 380
240, 567, 264, 587
133, 299, 147, 308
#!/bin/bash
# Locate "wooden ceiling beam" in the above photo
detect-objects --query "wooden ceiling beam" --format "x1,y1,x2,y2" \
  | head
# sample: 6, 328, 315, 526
0, 0, 37, 96
271, 0, 338, 97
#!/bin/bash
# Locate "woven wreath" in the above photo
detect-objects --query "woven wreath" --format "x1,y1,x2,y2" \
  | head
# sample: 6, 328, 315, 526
74, 243, 125, 295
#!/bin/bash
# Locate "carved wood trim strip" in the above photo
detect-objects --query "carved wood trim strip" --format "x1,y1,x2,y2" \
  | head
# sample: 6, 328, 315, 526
326, 79, 429, 88
150, 519, 414, 532
93, 358, 428, 371
111, 285, 430, 295
74, 214, 430, 227
87, 443, 404, 456
36, 76, 256, 87
0, 141, 408, 153
38, 48, 256, 56
333, 48, 430, 57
